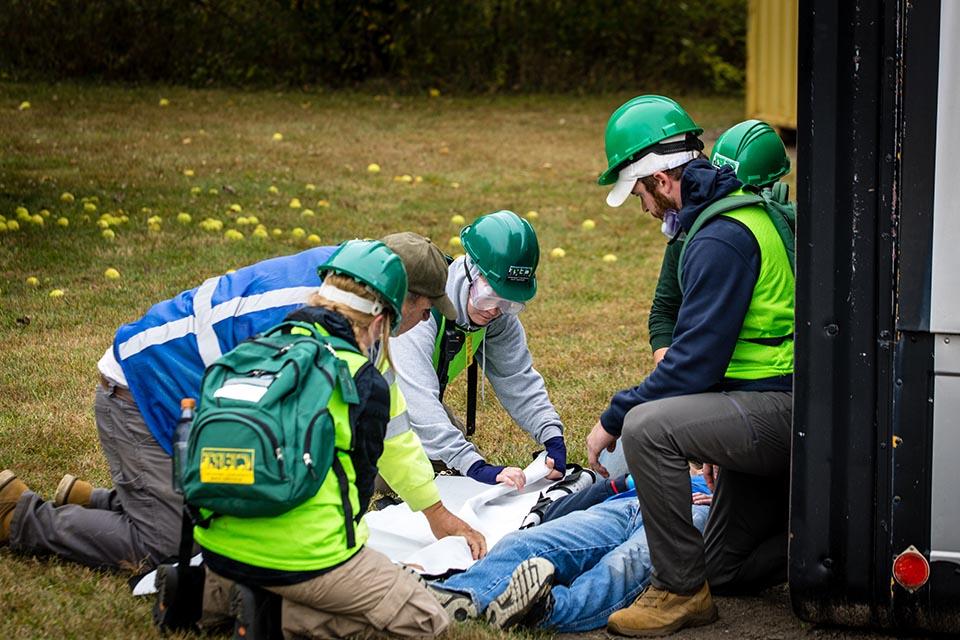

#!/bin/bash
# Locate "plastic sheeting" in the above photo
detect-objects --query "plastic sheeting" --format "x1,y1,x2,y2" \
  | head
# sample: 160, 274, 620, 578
366, 453, 554, 575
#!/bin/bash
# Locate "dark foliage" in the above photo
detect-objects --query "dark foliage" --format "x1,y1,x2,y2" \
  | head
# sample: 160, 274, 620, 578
0, 0, 745, 92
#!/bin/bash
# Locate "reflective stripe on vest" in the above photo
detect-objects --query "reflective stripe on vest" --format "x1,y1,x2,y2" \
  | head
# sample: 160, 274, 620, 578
194, 328, 371, 572
379, 360, 411, 439
719, 207, 795, 380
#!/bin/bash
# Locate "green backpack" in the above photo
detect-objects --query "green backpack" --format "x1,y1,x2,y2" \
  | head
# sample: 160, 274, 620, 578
678, 183, 796, 288
181, 320, 361, 518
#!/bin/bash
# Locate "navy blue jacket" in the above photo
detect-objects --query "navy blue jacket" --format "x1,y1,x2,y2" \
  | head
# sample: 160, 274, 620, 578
601, 159, 793, 436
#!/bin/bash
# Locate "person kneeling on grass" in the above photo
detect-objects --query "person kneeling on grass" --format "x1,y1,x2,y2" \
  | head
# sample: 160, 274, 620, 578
422, 467, 711, 633
0, 232, 483, 572
194, 241, 449, 638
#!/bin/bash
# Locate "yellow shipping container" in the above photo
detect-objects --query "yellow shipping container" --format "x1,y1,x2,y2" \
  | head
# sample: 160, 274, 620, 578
747, 0, 799, 130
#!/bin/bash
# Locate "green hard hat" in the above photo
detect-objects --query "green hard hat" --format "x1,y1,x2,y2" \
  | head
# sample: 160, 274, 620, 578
598, 95, 704, 186
318, 239, 408, 331
710, 119, 791, 188
460, 210, 539, 303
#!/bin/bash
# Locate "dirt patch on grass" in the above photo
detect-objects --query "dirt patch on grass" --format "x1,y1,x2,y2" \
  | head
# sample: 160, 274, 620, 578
562, 586, 923, 640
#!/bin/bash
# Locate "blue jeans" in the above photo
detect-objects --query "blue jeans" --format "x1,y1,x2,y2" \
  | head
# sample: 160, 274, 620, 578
436, 499, 711, 632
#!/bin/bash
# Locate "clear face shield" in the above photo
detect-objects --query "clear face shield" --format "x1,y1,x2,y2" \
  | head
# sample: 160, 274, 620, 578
468, 274, 525, 315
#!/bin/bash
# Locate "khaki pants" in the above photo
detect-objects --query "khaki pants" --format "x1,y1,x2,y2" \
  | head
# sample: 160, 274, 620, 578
202, 546, 449, 638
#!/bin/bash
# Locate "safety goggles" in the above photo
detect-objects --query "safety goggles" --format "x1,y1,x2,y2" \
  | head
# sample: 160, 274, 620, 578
468, 275, 525, 315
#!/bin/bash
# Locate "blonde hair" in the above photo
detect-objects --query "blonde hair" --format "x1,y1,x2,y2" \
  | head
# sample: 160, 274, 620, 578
308, 273, 396, 371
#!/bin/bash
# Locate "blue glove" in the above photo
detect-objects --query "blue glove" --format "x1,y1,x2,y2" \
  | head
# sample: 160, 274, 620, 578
544, 436, 567, 474
466, 460, 505, 485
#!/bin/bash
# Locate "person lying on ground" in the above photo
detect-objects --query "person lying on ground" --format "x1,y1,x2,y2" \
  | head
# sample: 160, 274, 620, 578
420, 467, 711, 633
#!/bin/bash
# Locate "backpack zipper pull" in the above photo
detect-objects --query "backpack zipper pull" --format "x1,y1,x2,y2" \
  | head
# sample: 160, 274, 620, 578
303, 453, 318, 479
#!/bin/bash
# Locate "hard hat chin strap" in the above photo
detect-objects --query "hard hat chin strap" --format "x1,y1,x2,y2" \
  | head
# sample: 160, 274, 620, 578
318, 282, 383, 316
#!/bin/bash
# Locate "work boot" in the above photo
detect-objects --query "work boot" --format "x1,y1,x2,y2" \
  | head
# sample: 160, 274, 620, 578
53, 474, 94, 508
0, 470, 29, 545
607, 581, 718, 637
230, 583, 283, 640
485, 557, 555, 630
153, 563, 206, 633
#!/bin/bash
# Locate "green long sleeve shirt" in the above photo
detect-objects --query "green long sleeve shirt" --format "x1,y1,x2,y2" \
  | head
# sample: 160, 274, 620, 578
649, 240, 684, 351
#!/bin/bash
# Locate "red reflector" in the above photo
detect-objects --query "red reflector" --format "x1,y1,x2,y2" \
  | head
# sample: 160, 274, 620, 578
892, 545, 930, 592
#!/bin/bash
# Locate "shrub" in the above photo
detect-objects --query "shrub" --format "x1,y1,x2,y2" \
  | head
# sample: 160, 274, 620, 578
0, 0, 746, 93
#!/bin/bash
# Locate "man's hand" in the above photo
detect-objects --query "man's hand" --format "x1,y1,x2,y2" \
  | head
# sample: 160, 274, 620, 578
653, 347, 669, 366
703, 463, 720, 492
421, 501, 488, 559
587, 420, 618, 478
692, 492, 713, 506
496, 467, 527, 491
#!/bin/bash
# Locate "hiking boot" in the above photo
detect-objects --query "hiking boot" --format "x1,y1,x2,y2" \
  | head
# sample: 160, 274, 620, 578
53, 474, 94, 508
230, 582, 283, 640
0, 470, 29, 545
485, 557, 555, 630
607, 582, 718, 637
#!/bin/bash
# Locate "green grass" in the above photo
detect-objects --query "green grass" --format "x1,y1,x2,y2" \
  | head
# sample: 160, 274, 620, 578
0, 82, 747, 639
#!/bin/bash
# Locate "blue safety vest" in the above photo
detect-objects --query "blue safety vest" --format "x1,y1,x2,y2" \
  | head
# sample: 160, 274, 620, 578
113, 246, 337, 454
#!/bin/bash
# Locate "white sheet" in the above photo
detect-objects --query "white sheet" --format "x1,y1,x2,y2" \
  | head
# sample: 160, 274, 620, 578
365, 452, 553, 574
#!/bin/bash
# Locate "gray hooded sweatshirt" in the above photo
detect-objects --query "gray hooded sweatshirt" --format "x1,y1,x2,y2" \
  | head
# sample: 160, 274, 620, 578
390, 256, 564, 475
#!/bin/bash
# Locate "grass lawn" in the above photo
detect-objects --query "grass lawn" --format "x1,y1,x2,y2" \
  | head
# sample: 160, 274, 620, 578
0, 82, 747, 639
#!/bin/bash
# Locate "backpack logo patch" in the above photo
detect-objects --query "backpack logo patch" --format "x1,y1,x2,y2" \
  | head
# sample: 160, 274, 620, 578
200, 448, 255, 485
506, 265, 532, 282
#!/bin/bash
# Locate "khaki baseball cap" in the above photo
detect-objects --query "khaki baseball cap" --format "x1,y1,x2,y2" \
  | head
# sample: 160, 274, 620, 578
381, 232, 457, 320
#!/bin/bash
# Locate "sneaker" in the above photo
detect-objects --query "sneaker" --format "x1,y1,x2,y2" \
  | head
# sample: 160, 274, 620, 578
0, 470, 29, 545
607, 582, 718, 637
485, 557, 555, 630
399, 563, 477, 623
230, 582, 283, 640
53, 474, 94, 507
424, 583, 478, 622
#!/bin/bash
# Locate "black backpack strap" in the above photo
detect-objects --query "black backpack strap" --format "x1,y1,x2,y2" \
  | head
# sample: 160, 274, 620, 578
743, 334, 795, 346
466, 359, 478, 437
178, 506, 195, 567
432, 309, 467, 403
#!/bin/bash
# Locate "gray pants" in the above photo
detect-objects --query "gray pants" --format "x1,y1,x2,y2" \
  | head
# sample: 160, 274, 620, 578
622, 390, 791, 595
10, 383, 183, 571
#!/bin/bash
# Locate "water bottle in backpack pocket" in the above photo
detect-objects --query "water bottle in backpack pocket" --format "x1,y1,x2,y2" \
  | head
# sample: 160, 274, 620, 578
181, 321, 359, 517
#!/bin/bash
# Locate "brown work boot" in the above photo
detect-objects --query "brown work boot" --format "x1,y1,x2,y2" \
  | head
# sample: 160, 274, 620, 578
0, 470, 30, 545
54, 474, 94, 507
607, 582, 718, 637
